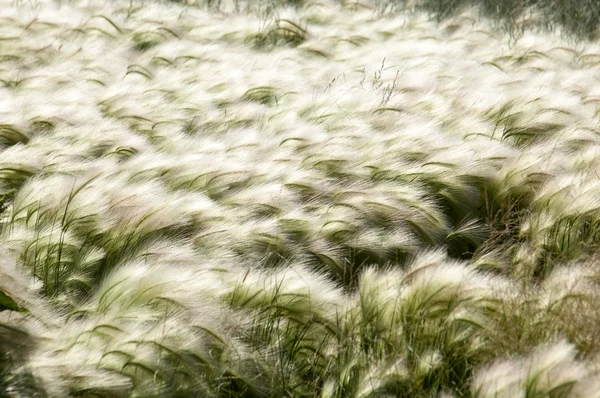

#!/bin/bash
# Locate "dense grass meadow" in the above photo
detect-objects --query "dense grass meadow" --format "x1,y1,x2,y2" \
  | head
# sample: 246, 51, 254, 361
2, 0, 600, 396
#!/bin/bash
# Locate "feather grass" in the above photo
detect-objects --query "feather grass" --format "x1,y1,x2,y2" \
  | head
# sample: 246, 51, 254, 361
2, 0, 600, 396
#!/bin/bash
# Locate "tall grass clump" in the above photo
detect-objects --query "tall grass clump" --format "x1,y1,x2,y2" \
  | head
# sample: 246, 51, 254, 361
374, 0, 600, 40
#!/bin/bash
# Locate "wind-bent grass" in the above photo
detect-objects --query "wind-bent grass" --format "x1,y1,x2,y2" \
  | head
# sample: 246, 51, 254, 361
2, 0, 600, 396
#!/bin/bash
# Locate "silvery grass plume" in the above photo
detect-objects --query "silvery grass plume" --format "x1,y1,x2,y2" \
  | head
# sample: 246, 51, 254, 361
472, 341, 600, 398
0, 246, 61, 396
323, 250, 510, 397
26, 258, 269, 397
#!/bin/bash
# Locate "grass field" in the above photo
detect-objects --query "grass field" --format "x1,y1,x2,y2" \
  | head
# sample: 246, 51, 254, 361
2, 0, 600, 396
